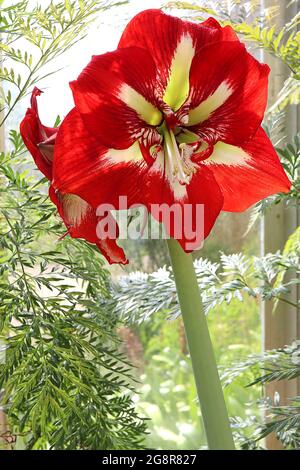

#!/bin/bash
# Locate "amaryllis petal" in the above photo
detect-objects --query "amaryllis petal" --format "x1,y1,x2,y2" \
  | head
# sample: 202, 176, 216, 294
49, 187, 127, 264
144, 158, 224, 251
83, 147, 223, 252
118, 9, 238, 110
182, 165, 224, 247
70, 47, 162, 150
52, 108, 148, 209
53, 105, 223, 252
187, 41, 269, 145
20, 89, 127, 264
203, 127, 291, 211
29, 87, 58, 138
20, 87, 57, 179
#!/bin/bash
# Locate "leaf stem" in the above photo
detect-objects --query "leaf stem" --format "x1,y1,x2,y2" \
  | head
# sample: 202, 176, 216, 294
3, 212, 37, 316
277, 297, 299, 309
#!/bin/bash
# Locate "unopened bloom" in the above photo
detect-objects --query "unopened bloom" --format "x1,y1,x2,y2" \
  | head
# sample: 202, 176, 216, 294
20, 87, 127, 264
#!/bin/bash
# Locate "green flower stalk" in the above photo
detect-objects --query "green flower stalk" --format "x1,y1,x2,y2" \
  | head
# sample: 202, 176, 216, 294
167, 238, 235, 450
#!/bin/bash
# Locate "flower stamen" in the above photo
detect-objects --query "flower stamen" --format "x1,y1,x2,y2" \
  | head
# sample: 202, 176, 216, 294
163, 125, 197, 185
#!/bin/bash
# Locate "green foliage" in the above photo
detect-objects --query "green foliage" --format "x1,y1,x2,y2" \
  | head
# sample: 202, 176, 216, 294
135, 315, 205, 450
223, 343, 300, 449
258, 398, 300, 449
268, 77, 300, 115
110, 251, 299, 324
109, 245, 298, 448
251, 133, 300, 220
0, 0, 126, 125
276, 134, 300, 201
229, 22, 299, 75
129, 296, 260, 450
0, 131, 146, 449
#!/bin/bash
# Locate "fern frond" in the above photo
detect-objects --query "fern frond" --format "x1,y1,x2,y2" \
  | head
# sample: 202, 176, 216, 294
0, 0, 127, 126
268, 76, 300, 115
110, 249, 299, 324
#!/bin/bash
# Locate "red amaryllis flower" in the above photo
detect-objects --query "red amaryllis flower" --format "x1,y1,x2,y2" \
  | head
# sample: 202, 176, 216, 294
20, 87, 127, 264
52, 10, 290, 252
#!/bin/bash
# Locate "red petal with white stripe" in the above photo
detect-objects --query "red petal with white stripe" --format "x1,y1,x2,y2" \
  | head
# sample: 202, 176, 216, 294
53, 108, 148, 209
70, 47, 162, 150
203, 127, 291, 211
187, 41, 270, 145
144, 162, 224, 251
119, 9, 238, 94
49, 187, 128, 265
